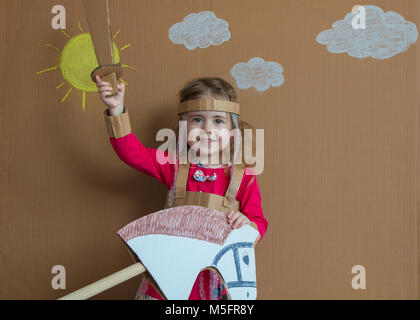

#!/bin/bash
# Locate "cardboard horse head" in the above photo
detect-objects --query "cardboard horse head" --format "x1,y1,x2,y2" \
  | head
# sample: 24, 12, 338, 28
117, 205, 260, 300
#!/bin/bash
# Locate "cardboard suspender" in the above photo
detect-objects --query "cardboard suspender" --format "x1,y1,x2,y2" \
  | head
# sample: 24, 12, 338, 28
166, 162, 261, 238
167, 162, 244, 214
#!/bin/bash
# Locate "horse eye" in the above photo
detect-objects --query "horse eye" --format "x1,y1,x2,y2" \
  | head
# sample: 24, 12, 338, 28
242, 252, 249, 266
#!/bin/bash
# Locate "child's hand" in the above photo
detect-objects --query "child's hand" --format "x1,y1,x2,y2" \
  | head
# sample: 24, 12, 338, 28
226, 210, 250, 229
94, 75, 125, 110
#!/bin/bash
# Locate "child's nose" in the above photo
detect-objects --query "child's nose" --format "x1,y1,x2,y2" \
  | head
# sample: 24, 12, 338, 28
204, 127, 217, 138
203, 122, 213, 134
203, 121, 214, 134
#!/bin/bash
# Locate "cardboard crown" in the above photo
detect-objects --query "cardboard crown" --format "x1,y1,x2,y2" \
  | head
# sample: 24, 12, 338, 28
177, 98, 240, 115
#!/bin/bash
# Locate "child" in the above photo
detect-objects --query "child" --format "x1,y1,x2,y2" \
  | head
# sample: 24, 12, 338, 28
95, 75, 268, 300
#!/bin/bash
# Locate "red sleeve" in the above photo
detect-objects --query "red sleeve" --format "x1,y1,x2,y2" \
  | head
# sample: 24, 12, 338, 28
236, 167, 268, 241
109, 132, 174, 189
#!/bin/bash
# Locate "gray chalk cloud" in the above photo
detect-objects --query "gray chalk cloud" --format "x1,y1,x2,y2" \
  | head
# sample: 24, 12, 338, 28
231, 57, 285, 92
169, 11, 231, 50
316, 5, 418, 60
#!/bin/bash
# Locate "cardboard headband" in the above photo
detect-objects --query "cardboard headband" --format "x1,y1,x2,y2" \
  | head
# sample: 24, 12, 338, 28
177, 99, 240, 115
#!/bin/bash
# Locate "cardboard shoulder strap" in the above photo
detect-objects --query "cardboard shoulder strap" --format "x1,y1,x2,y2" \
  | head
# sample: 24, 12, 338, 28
223, 165, 245, 210
173, 162, 245, 212
174, 163, 189, 199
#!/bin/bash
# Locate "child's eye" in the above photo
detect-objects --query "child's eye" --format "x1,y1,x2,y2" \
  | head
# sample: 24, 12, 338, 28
215, 119, 224, 124
192, 117, 202, 123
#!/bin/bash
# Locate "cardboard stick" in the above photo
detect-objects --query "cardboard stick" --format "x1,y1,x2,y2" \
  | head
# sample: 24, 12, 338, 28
83, 0, 120, 97
58, 262, 146, 300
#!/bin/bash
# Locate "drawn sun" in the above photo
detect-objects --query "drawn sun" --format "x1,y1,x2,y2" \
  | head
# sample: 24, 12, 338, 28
36, 22, 134, 111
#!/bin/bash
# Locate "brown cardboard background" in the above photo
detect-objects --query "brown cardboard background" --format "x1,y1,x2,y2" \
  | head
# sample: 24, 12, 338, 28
0, 0, 418, 299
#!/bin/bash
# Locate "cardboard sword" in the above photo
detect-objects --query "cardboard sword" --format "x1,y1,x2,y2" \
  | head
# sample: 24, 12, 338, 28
82, 0, 122, 97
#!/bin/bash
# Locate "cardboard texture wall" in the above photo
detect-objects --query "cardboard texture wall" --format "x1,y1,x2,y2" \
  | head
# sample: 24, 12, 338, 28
0, 0, 419, 299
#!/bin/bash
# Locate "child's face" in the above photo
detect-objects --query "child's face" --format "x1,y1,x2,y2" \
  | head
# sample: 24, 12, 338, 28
185, 111, 233, 160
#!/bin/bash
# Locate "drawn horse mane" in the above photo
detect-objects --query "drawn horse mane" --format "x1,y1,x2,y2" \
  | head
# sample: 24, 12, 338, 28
118, 205, 233, 246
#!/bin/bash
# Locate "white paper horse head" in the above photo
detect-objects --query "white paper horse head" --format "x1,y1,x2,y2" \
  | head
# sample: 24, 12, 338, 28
117, 205, 259, 300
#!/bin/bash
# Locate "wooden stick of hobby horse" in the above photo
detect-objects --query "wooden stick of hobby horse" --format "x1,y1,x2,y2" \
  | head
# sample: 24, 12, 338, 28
58, 262, 146, 300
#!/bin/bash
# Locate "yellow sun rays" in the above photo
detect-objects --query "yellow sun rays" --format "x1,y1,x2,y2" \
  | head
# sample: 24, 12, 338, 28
36, 22, 135, 111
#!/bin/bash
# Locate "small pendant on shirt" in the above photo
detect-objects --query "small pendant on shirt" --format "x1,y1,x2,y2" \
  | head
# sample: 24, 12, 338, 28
193, 169, 217, 182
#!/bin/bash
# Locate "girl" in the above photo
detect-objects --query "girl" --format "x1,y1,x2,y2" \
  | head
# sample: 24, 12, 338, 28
95, 75, 268, 300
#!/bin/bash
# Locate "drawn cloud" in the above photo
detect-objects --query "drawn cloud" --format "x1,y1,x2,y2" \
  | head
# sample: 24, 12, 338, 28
231, 57, 285, 92
169, 11, 231, 50
316, 5, 418, 60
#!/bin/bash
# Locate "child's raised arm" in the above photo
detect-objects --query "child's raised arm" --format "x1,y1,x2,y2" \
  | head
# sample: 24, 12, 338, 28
94, 76, 174, 189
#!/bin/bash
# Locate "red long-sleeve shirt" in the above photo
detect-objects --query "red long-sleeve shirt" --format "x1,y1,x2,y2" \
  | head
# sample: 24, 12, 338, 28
109, 132, 268, 239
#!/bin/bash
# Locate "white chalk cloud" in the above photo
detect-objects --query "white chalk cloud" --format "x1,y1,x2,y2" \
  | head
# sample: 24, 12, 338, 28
231, 57, 285, 92
169, 11, 231, 50
316, 5, 418, 60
